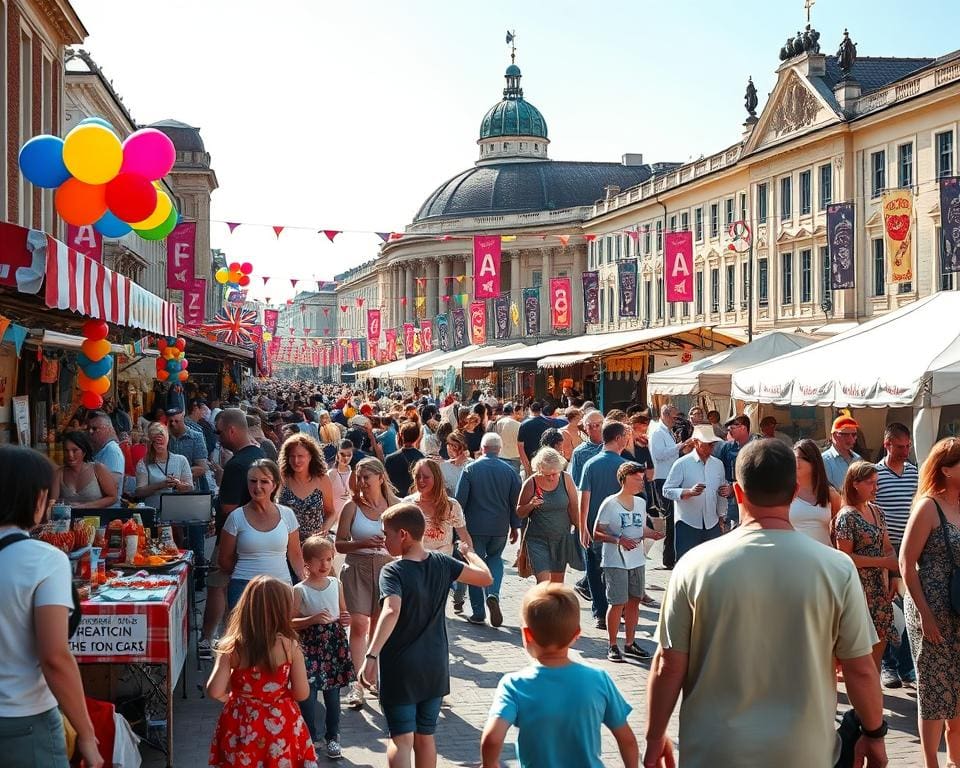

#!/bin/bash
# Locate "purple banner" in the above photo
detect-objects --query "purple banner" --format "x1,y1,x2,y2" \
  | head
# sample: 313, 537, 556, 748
436, 314, 449, 351
827, 203, 855, 290
618, 260, 638, 318
452, 308, 467, 349
941, 177, 960, 274
523, 287, 540, 337
582, 270, 599, 324
494, 295, 510, 340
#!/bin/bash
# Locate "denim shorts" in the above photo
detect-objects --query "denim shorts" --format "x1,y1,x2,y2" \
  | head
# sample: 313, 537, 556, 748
381, 696, 443, 736
0, 706, 68, 767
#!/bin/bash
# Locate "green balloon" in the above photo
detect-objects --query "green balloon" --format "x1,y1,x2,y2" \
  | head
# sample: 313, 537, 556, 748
135, 206, 178, 241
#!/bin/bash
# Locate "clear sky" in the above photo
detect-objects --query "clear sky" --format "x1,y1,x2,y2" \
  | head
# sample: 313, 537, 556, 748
70, 0, 959, 304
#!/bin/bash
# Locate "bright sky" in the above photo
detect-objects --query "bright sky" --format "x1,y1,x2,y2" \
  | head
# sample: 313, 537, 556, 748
71, 0, 959, 304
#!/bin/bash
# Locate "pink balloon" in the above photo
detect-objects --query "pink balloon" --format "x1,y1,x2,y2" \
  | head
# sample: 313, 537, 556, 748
240, 262, 253, 274
120, 128, 176, 181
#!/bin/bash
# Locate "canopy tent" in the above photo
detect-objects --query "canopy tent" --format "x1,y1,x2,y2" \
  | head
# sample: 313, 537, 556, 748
427, 343, 527, 373
360, 348, 449, 380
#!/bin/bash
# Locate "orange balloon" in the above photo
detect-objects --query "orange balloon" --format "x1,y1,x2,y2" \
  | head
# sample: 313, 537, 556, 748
177, 370, 189, 382
157, 369, 170, 382
55, 178, 108, 226
77, 371, 111, 395
81, 338, 111, 361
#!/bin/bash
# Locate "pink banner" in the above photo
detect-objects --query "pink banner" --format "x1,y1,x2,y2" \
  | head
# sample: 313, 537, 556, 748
366, 309, 381, 358
263, 308, 279, 335
470, 301, 487, 345
166, 222, 196, 290
665, 231, 694, 302
420, 320, 433, 352
66, 224, 102, 263
350, 340, 361, 362
403, 322, 415, 356
183, 279, 206, 326
385, 328, 397, 360
549, 277, 571, 330
473, 235, 501, 299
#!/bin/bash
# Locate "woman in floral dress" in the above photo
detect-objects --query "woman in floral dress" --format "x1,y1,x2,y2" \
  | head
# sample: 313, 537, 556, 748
279, 434, 336, 542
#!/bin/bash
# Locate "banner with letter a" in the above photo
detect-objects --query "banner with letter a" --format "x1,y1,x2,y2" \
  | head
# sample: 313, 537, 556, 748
882, 189, 913, 283
66, 224, 102, 264
664, 232, 693, 302
166, 222, 196, 290
550, 277, 571, 330
473, 236, 501, 299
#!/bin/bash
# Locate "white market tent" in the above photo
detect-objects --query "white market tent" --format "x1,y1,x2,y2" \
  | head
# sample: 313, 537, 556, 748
360, 348, 449, 380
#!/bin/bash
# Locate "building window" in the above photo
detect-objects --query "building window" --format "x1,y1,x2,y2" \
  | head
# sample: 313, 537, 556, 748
725, 198, 734, 227
780, 177, 792, 220
820, 246, 831, 303
800, 249, 812, 303
695, 208, 703, 241
532, 270, 542, 287
758, 258, 768, 305
599, 286, 605, 323
937, 131, 954, 179
819, 164, 832, 210
534, 143, 539, 151
898, 143, 913, 189
608, 287, 614, 324
710, 203, 719, 238
872, 238, 885, 296
643, 227, 651, 255
504, 142, 509, 151
800, 170, 812, 215
725, 265, 735, 311
781, 252, 793, 304
655, 221, 663, 252
616, 236, 622, 260
710, 268, 720, 312
657, 278, 664, 320
740, 261, 749, 308
680, 211, 689, 232
668, 215, 677, 233
758, 183, 768, 223
695, 271, 704, 315
871, 150, 886, 197
598, 239, 604, 264
669, 299, 675, 320
644, 280, 652, 319
739, 192, 747, 222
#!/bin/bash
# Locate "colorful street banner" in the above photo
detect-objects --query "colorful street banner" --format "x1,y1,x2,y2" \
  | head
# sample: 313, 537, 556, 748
827, 203, 855, 290
549, 277, 571, 330
403, 322, 415, 357
436, 314, 449, 351
582, 271, 599, 324
263, 308, 279, 335
366, 309, 381, 358
452, 308, 467, 349
66, 224, 102, 264
183, 279, 206, 326
470, 301, 487, 345
523, 287, 540, 337
350, 340, 361, 362
617, 260, 638, 317
494, 295, 510, 340
385, 328, 397, 360
166, 222, 196, 290
940, 177, 960, 274
665, 231, 694, 302
473, 235, 501, 299
420, 320, 433, 352
882, 189, 914, 283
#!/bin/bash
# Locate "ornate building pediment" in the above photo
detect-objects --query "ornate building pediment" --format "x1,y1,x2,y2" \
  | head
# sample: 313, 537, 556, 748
746, 71, 838, 154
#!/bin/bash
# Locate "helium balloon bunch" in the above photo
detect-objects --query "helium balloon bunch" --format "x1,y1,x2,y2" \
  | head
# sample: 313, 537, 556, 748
215, 262, 253, 288
156, 337, 189, 383
18, 118, 179, 241
77, 320, 113, 409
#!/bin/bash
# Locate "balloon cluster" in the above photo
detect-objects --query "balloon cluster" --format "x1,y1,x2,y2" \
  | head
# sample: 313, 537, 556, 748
78, 320, 113, 410
156, 337, 189, 383
18, 118, 179, 241
215, 261, 253, 288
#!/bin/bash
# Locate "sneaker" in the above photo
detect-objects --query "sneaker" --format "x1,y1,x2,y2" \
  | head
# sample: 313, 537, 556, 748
452, 595, 464, 614
346, 683, 364, 710
198, 639, 213, 661
623, 642, 652, 661
880, 667, 902, 689
326, 740, 342, 760
900, 671, 917, 686
486, 595, 503, 628
607, 645, 624, 663
467, 614, 486, 625
594, 617, 606, 630
573, 583, 592, 601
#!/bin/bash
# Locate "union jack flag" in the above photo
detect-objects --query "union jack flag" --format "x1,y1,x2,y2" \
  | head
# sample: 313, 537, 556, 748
203, 306, 258, 346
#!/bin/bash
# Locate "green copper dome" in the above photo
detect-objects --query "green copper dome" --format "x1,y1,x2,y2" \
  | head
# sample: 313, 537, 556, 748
479, 65, 548, 140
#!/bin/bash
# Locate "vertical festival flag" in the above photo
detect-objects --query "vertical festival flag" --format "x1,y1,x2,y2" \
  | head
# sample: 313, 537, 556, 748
582, 271, 599, 324
436, 314, 449, 351
882, 189, 914, 283
470, 301, 487, 345
940, 177, 960, 274
166, 222, 197, 290
263, 308, 279, 335
402, 322, 415, 357
350, 340, 361, 363
385, 328, 397, 360
420, 320, 433, 352
617, 260, 638, 318
452, 308, 467, 349
664, 231, 694, 302
66, 224, 102, 264
366, 309, 381, 360
493, 295, 510, 340
827, 203, 856, 289
522, 287, 540, 337
549, 277, 571, 330
473, 235, 501, 299
183, 279, 206, 326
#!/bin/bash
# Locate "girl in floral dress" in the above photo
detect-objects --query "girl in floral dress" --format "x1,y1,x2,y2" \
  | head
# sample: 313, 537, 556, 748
207, 575, 317, 768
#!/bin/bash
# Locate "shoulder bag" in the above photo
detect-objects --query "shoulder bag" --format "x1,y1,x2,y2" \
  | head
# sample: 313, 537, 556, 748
512, 479, 537, 579
931, 500, 960, 614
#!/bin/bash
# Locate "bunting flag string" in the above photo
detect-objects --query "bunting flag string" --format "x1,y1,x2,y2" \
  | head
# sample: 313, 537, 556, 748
262, 276, 270, 285
290, 278, 299, 288
272, 226, 285, 239
322, 230, 340, 243
226, 222, 241, 233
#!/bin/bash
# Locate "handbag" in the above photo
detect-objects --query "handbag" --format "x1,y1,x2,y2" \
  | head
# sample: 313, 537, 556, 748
932, 500, 960, 614
513, 526, 534, 579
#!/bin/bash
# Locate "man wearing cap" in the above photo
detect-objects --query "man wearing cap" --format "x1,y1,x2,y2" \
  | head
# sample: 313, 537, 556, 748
759, 415, 793, 445
663, 425, 730, 560
713, 414, 755, 528
823, 415, 863, 490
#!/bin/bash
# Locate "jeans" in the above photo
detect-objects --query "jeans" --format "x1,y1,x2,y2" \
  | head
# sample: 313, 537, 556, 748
468, 534, 507, 618
0, 707, 68, 768
227, 578, 251, 611
674, 520, 722, 561
298, 682, 341, 743
584, 541, 607, 619
882, 618, 915, 680
655, 479, 676, 568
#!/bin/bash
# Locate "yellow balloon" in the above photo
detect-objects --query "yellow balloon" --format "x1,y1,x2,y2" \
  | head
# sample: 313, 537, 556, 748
63, 124, 123, 185
262, 332, 273, 342
130, 190, 173, 229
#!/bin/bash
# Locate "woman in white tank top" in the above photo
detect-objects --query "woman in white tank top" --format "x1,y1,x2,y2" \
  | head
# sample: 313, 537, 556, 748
790, 439, 841, 546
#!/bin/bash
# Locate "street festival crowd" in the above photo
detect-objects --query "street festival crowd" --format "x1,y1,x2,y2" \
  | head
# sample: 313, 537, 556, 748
3, 380, 960, 767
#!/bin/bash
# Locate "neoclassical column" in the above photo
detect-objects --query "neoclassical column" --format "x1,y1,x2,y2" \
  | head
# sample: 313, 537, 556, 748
541, 248, 553, 336
572, 246, 586, 335
404, 263, 415, 323
426, 257, 439, 319
437, 256, 450, 315
510, 251, 521, 308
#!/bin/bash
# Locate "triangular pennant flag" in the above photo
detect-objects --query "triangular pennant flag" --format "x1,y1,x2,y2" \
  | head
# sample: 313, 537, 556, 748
322, 230, 341, 243
317, 280, 325, 290
340, 305, 348, 313
439, 235, 455, 242
226, 222, 241, 234
416, 277, 426, 289
290, 278, 299, 289
264, 296, 271, 305
304, 328, 311, 335
322, 307, 330, 317
557, 235, 570, 246
627, 230, 640, 242
441, 294, 450, 303
376, 232, 390, 243
323, 328, 330, 336
262, 276, 270, 285
584, 234, 597, 242
272, 226, 285, 238
399, 297, 407, 305
388, 232, 403, 241
456, 275, 464, 284
356, 297, 365, 308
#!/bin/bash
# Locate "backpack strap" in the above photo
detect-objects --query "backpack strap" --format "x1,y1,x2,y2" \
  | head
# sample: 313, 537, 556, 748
0, 532, 29, 552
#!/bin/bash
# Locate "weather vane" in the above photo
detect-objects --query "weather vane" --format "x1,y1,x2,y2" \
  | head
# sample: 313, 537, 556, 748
506, 29, 516, 64
805, 0, 815, 24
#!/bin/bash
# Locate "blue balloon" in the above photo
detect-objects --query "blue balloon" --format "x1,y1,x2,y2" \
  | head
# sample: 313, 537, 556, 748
18, 135, 71, 188
78, 116, 118, 134
165, 359, 180, 374
80, 356, 113, 379
94, 210, 132, 238
77, 352, 92, 368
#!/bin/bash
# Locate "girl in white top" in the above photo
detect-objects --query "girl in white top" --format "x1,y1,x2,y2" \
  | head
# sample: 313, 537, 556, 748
134, 423, 194, 508
790, 439, 841, 546
326, 440, 355, 517
219, 459, 304, 610
440, 431, 473, 495
404, 458, 472, 555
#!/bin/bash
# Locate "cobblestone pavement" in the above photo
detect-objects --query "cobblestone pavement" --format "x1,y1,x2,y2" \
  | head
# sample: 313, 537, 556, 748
148, 540, 940, 767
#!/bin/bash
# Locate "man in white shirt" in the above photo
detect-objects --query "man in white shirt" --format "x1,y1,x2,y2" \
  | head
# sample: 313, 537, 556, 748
663, 425, 729, 561
648, 405, 693, 568
493, 404, 523, 475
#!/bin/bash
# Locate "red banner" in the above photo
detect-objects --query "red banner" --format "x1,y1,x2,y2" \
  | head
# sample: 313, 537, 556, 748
420, 320, 433, 352
66, 224, 102, 264
403, 323, 415, 357
665, 231, 694, 302
366, 309, 381, 358
166, 222, 196, 290
183, 279, 206, 326
350, 340, 361, 362
470, 301, 487, 345
263, 308, 279, 335
549, 277, 571, 330
473, 235, 501, 299
385, 328, 397, 360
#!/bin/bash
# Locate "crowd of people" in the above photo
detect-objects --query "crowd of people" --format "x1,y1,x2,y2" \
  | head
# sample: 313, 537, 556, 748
2, 378, 959, 768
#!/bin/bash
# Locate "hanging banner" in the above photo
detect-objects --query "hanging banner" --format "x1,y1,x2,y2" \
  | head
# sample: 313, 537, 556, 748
827, 202, 856, 290
66, 224, 102, 264
366, 309, 381, 357
420, 320, 433, 352
452, 308, 467, 349
183, 279, 206, 326
617, 260, 638, 318
470, 301, 487, 345
436, 314, 449, 352
523, 287, 540, 337
940, 177, 960, 274
166, 222, 196, 290
494, 295, 510, 340
403, 322, 415, 357
385, 328, 397, 360
883, 189, 914, 283
665, 232, 694, 302
350, 340, 361, 362
582, 271, 599, 325
473, 235, 501, 299
263, 308, 279, 335
549, 277, 571, 330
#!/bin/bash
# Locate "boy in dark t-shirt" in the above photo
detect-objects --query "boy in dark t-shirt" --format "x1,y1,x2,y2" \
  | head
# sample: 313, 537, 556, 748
361, 503, 492, 767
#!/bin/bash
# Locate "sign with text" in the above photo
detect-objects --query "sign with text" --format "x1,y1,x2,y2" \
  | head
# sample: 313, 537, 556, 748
183, 279, 206, 326
166, 222, 196, 290
473, 236, 501, 299
66, 224, 102, 264
665, 232, 693, 302
549, 277, 571, 329
69, 613, 147, 657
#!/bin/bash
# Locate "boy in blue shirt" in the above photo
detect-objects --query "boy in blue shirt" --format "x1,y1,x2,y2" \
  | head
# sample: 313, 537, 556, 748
480, 583, 638, 768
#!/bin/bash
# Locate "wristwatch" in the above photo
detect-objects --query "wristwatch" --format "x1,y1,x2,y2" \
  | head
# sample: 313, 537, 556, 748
861, 719, 888, 739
